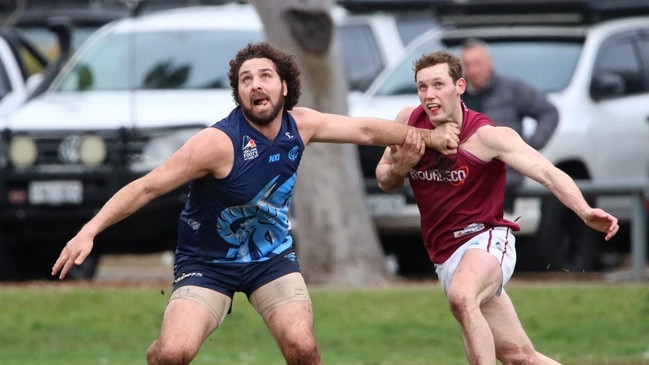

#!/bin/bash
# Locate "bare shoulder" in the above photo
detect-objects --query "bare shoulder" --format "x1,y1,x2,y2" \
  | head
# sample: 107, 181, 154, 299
461, 125, 523, 161
395, 105, 417, 125
175, 126, 234, 178
178, 127, 234, 164
474, 125, 521, 146
190, 126, 231, 149
288, 107, 324, 143
288, 106, 318, 121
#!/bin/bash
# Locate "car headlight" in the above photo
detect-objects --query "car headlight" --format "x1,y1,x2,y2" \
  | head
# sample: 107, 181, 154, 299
129, 127, 202, 173
9, 135, 38, 168
79, 135, 107, 166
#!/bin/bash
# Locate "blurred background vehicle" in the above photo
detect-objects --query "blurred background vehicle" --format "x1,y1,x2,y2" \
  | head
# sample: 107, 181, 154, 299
0, 27, 49, 117
0, 0, 439, 280
350, 0, 649, 274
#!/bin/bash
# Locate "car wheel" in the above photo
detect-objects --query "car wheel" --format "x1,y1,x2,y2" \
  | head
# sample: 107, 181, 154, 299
0, 239, 20, 281
380, 234, 436, 277
531, 196, 602, 272
64, 253, 101, 280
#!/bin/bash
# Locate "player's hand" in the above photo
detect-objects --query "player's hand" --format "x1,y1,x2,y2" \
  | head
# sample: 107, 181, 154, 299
430, 122, 459, 155
388, 127, 425, 176
51, 234, 95, 280
583, 208, 619, 241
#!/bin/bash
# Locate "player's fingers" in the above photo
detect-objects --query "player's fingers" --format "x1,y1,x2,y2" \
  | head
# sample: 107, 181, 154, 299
51, 248, 70, 277
58, 260, 77, 280
75, 248, 91, 265
605, 223, 619, 241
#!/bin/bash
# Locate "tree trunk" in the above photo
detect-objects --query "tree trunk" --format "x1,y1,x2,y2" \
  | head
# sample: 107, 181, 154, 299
250, 0, 392, 286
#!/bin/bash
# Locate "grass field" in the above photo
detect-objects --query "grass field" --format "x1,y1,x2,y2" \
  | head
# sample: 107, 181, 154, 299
0, 279, 648, 364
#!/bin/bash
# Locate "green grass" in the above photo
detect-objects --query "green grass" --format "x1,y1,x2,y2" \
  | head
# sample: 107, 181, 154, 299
0, 281, 648, 364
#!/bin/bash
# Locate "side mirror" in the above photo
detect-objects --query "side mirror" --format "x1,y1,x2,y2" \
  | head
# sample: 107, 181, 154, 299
590, 72, 625, 101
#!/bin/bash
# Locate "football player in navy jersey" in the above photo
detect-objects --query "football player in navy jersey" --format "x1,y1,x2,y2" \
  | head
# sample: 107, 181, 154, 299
52, 42, 459, 365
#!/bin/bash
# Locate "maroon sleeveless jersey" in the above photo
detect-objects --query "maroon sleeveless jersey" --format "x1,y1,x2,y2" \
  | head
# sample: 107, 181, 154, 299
407, 103, 519, 264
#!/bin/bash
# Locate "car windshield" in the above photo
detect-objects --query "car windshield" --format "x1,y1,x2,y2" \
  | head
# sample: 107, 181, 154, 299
56, 30, 263, 91
373, 37, 583, 96
17, 26, 99, 59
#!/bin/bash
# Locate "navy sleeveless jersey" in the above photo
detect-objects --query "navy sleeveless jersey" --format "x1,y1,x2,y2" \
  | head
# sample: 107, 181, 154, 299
176, 107, 304, 264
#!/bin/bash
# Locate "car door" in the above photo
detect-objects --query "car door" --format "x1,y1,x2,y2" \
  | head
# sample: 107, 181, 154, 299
588, 29, 649, 217
590, 30, 649, 179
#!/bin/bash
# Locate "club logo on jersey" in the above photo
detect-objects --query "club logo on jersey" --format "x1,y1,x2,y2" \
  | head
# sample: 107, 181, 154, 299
288, 146, 300, 161
242, 135, 259, 161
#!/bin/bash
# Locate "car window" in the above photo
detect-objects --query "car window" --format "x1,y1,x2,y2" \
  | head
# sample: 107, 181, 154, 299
372, 36, 441, 96
17, 27, 99, 59
57, 30, 263, 91
337, 23, 385, 92
448, 41, 582, 93
374, 37, 582, 96
395, 17, 439, 45
594, 34, 645, 96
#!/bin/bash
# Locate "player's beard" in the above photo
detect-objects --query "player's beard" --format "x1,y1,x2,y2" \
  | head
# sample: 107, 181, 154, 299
242, 94, 285, 126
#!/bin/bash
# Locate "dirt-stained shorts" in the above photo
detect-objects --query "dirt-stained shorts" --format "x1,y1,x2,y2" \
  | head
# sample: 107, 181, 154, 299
435, 226, 517, 296
169, 249, 311, 325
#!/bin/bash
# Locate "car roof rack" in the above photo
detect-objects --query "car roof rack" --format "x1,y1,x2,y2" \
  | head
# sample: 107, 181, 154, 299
436, 0, 649, 26
338, 0, 649, 25
338, 0, 440, 13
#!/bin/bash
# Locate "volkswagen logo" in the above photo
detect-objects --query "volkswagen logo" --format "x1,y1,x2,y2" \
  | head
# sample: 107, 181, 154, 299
58, 135, 82, 164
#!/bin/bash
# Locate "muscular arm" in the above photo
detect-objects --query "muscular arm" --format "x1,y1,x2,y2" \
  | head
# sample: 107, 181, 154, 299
289, 107, 457, 153
470, 126, 618, 240
52, 128, 233, 279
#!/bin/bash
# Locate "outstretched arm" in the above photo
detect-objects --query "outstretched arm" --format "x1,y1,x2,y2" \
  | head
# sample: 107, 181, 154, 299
475, 126, 619, 241
289, 107, 458, 153
51, 128, 230, 279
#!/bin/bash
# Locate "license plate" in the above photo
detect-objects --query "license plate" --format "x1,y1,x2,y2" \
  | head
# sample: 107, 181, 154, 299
29, 180, 83, 205
366, 194, 406, 217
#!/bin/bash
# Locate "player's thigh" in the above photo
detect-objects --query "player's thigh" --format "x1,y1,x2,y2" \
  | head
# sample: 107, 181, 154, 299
251, 273, 315, 342
481, 290, 535, 354
449, 248, 503, 303
158, 286, 231, 352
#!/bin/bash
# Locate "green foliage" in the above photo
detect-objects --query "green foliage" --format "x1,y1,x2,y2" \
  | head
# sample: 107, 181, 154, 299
0, 282, 647, 365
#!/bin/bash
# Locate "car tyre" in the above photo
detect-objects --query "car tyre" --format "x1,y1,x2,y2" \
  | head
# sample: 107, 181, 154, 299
65, 253, 101, 280
531, 196, 601, 272
0, 234, 20, 281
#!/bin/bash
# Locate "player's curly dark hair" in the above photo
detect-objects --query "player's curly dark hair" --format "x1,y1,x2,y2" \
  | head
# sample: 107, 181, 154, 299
228, 42, 301, 110
413, 50, 463, 83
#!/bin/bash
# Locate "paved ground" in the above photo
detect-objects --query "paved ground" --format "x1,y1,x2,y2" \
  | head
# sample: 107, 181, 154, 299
93, 252, 648, 286
95, 251, 175, 283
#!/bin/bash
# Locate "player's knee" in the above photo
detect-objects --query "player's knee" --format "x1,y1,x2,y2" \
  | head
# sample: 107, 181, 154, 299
497, 343, 538, 365
283, 337, 321, 365
446, 289, 476, 321
146, 340, 197, 365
